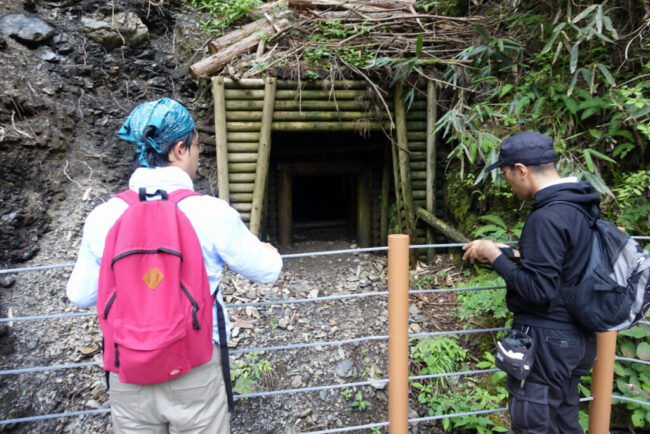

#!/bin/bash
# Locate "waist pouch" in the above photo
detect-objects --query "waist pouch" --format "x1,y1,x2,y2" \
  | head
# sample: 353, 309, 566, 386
495, 328, 536, 388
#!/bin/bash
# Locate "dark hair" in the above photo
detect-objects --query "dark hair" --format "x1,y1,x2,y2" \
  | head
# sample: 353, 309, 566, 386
137, 127, 195, 168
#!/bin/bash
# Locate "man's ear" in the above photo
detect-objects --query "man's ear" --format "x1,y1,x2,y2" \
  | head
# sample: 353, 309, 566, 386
513, 163, 528, 178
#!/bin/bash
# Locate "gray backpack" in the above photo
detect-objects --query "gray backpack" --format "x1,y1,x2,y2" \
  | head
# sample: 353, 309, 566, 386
550, 201, 650, 332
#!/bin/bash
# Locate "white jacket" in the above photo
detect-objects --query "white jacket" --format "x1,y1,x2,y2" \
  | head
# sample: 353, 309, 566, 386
66, 166, 283, 342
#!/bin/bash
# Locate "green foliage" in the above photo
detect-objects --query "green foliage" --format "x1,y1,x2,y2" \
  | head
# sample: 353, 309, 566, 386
340, 388, 371, 411
411, 343, 508, 433
230, 352, 272, 395
607, 170, 650, 234
190, 0, 262, 36
456, 267, 510, 324
434, 2, 649, 202
613, 323, 650, 428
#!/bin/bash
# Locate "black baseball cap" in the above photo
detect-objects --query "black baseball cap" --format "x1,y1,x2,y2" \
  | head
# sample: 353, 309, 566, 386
484, 131, 558, 172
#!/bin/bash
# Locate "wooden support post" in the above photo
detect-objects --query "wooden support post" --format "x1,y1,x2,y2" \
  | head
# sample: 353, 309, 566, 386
250, 77, 276, 237
388, 234, 409, 434
212, 77, 230, 203
394, 83, 415, 239
391, 140, 404, 234
380, 144, 391, 245
425, 80, 437, 261
357, 170, 371, 248
588, 332, 617, 433
278, 168, 292, 246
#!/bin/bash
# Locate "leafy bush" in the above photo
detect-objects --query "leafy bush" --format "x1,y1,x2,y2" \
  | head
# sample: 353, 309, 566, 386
614, 324, 650, 428
411, 337, 508, 433
190, 0, 262, 36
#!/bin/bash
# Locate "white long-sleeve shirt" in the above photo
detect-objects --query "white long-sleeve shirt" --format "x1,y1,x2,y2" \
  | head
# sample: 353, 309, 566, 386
66, 166, 283, 342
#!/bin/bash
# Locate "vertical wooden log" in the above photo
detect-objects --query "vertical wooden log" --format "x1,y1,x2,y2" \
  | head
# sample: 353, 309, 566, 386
388, 234, 409, 434
250, 77, 276, 236
426, 80, 438, 261
394, 84, 415, 239
391, 140, 404, 234
357, 170, 371, 248
212, 77, 230, 203
278, 168, 292, 246
380, 144, 391, 245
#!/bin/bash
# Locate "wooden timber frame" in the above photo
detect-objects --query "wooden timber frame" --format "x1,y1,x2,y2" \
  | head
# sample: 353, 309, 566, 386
211, 77, 437, 247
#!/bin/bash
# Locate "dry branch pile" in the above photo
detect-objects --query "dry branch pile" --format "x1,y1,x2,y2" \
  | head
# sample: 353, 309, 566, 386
190, 0, 496, 88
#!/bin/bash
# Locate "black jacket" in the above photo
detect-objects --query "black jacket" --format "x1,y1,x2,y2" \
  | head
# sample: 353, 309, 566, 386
492, 181, 601, 325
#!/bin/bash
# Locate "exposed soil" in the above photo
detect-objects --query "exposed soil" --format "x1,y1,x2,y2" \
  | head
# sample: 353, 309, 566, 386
0, 1, 466, 433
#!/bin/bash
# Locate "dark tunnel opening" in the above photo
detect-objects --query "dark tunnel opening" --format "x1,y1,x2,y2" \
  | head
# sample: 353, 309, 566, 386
291, 173, 354, 241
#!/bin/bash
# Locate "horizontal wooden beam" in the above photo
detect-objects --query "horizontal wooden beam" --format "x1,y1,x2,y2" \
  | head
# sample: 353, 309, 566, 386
224, 99, 427, 111
229, 173, 256, 182
232, 202, 253, 212
228, 163, 257, 172
223, 78, 369, 89
228, 152, 258, 163
230, 193, 254, 202
227, 132, 260, 142
230, 183, 254, 193
227, 142, 259, 152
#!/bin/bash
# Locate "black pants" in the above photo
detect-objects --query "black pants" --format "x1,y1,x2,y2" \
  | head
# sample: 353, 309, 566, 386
507, 324, 597, 434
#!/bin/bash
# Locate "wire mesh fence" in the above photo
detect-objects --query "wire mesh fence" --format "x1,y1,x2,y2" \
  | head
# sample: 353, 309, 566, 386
0, 241, 648, 432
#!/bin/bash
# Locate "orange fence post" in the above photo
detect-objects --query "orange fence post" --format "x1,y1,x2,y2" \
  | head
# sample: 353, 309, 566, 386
589, 331, 617, 434
388, 234, 410, 434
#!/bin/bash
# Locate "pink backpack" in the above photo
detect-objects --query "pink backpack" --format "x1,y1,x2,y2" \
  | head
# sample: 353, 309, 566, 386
97, 188, 214, 384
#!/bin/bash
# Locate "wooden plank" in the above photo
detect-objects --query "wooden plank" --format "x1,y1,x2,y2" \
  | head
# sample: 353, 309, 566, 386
410, 161, 426, 170
274, 111, 390, 121
271, 121, 386, 131
224, 78, 368, 89
229, 173, 256, 182
227, 121, 263, 131
224, 99, 427, 111
407, 131, 426, 141
228, 163, 257, 172
227, 142, 259, 152
411, 171, 426, 180
227, 111, 263, 121
230, 183, 255, 193
212, 77, 230, 203
232, 202, 253, 212
228, 152, 258, 163
230, 193, 254, 202
227, 132, 260, 142
250, 77, 276, 237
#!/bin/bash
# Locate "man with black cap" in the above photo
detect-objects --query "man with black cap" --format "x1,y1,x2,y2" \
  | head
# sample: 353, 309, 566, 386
462, 131, 598, 433
67, 98, 282, 433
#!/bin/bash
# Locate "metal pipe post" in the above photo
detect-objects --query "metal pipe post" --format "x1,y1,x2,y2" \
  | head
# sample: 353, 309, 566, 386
589, 331, 617, 433
388, 234, 409, 434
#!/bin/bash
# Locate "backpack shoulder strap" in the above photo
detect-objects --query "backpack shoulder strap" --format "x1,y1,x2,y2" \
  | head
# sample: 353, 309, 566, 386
114, 189, 139, 206
546, 200, 596, 226
168, 189, 202, 205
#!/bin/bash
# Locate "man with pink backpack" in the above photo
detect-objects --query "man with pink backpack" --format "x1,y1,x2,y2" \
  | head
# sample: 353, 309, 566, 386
67, 98, 282, 433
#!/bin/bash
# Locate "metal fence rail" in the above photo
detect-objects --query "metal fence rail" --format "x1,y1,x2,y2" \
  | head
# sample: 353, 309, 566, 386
1, 241, 649, 431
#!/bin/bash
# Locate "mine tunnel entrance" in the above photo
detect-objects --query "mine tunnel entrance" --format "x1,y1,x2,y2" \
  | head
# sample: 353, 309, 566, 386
268, 130, 388, 247
291, 173, 354, 241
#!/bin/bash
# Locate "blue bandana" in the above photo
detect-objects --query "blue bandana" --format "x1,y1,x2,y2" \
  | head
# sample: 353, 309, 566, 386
117, 98, 195, 167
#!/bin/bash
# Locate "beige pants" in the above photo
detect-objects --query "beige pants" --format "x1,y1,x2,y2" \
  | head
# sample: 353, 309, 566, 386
109, 345, 230, 434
